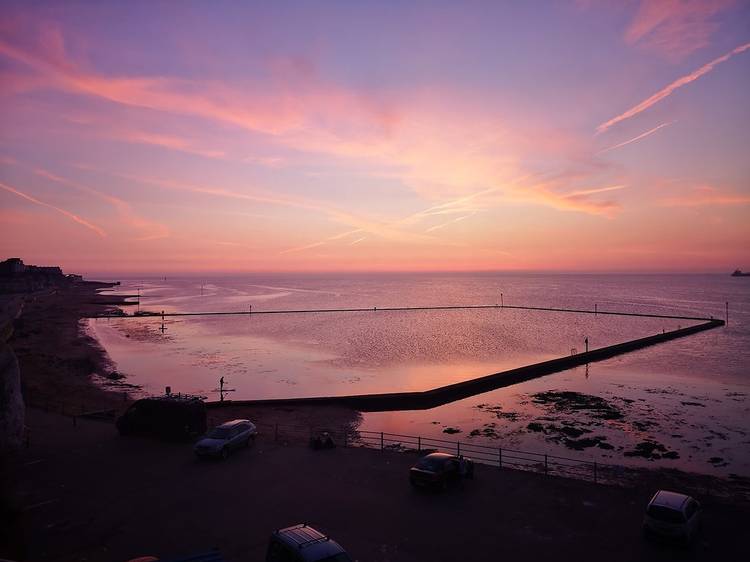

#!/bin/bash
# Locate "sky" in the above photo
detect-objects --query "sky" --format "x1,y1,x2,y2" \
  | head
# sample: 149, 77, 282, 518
1, 0, 749, 274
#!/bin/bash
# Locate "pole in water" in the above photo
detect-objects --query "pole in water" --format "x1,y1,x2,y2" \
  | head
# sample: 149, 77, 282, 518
501, 293, 504, 308
595, 303, 597, 315
211, 376, 235, 402
160, 310, 165, 332
725, 301, 729, 326
584, 336, 589, 353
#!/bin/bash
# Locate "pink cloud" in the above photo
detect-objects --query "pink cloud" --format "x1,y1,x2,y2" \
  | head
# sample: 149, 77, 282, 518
624, 0, 736, 60
661, 185, 750, 206
0, 25, 398, 140
34, 168, 170, 241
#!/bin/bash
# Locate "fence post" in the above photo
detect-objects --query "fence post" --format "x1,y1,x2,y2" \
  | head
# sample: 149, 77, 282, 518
593, 462, 597, 484
457, 441, 460, 456
380, 432, 384, 450
544, 454, 548, 475
417, 436, 421, 452
498, 447, 502, 468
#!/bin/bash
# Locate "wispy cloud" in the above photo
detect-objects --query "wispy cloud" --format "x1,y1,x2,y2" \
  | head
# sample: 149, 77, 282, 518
34, 168, 170, 241
661, 185, 750, 206
597, 122, 675, 155
0, 180, 106, 236
596, 42, 750, 134
119, 131, 225, 160
624, 0, 736, 60
0, 32, 396, 140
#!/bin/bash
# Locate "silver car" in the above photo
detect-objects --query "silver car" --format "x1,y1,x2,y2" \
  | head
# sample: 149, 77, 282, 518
643, 490, 702, 543
194, 419, 257, 459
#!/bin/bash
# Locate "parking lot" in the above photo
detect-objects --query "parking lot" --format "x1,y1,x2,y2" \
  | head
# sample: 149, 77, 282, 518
8, 409, 748, 561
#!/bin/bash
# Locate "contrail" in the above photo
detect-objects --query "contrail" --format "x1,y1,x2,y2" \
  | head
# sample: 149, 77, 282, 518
425, 213, 475, 233
563, 185, 627, 198
596, 122, 675, 155
0, 181, 106, 237
596, 42, 750, 134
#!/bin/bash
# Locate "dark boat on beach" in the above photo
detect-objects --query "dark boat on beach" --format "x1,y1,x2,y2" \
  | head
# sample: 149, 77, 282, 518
731, 270, 750, 277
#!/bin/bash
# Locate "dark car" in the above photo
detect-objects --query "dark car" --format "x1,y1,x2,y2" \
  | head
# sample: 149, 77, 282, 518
266, 524, 352, 562
409, 452, 474, 490
116, 394, 207, 439
194, 419, 258, 459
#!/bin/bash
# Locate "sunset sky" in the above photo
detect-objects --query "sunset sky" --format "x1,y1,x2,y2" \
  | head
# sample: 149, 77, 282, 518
1, 1, 749, 274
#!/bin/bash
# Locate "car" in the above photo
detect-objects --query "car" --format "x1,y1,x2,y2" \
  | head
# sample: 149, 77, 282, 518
266, 524, 352, 562
409, 452, 474, 490
194, 419, 257, 459
116, 394, 207, 439
643, 490, 702, 544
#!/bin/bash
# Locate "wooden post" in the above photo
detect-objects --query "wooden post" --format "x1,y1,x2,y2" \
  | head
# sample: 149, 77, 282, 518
726, 301, 729, 326
501, 293, 504, 308
417, 436, 421, 451
457, 441, 460, 456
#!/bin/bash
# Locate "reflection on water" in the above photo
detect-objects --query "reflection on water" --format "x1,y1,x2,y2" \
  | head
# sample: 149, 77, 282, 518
91, 273, 749, 475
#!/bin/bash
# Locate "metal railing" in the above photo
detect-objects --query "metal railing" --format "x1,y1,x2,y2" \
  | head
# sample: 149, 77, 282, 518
239, 421, 604, 483
351, 429, 601, 482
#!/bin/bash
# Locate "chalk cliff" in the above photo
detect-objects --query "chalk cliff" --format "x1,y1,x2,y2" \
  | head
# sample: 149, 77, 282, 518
0, 297, 24, 451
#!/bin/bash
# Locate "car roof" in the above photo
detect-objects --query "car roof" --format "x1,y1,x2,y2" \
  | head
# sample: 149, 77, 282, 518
274, 524, 345, 560
217, 419, 251, 428
423, 452, 456, 460
650, 490, 691, 510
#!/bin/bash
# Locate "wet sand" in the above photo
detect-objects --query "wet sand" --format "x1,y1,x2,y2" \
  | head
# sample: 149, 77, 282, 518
9, 283, 130, 411
9, 283, 362, 429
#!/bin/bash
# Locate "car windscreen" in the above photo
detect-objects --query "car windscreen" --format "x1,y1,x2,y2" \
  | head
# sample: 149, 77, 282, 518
415, 457, 445, 471
647, 505, 684, 523
208, 427, 231, 439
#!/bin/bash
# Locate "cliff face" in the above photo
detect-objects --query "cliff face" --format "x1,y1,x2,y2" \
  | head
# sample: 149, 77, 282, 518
0, 341, 23, 450
0, 297, 24, 451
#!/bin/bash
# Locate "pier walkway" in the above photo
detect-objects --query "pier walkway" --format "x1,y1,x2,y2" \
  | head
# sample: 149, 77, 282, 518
88, 302, 717, 322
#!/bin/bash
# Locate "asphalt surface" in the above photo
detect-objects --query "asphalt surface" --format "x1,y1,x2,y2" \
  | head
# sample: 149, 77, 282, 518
9, 409, 748, 562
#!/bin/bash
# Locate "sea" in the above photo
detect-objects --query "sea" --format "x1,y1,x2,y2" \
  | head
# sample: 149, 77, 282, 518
87, 273, 749, 476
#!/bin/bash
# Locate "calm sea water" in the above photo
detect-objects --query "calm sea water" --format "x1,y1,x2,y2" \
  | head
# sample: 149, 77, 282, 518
89, 273, 749, 475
